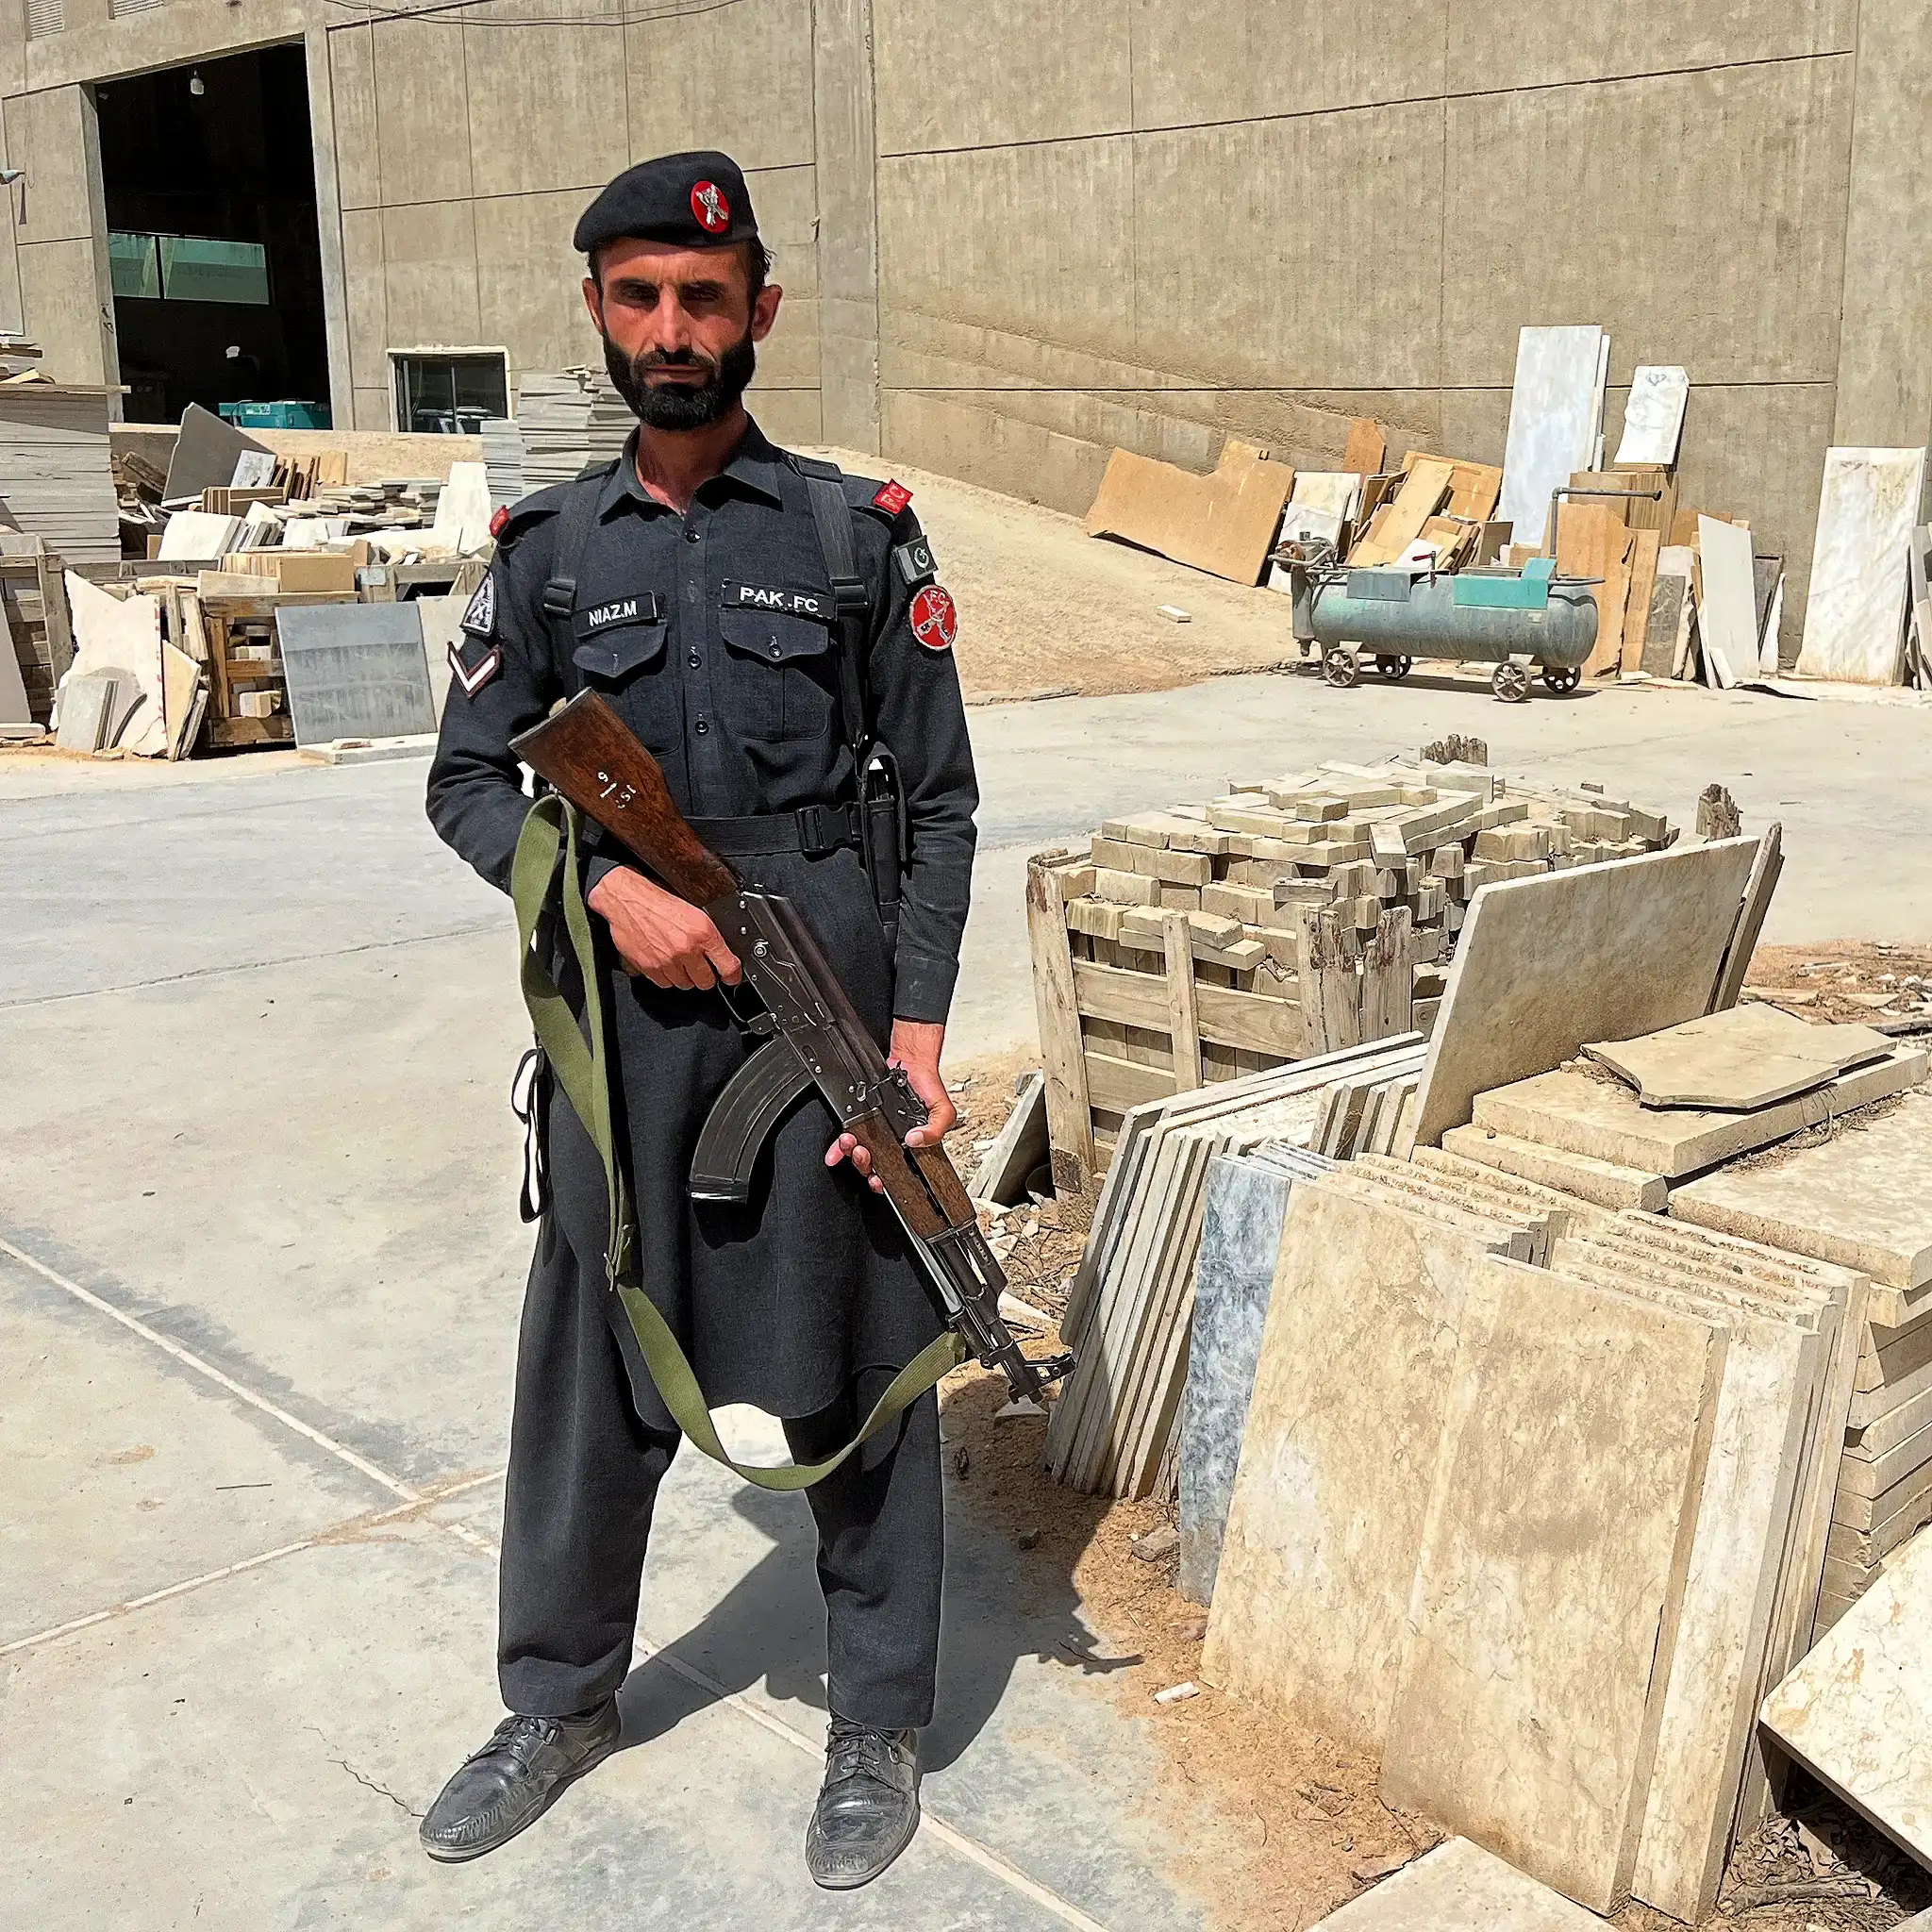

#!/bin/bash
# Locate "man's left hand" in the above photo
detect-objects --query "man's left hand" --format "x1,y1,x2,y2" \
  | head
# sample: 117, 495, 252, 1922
825, 1020, 955, 1192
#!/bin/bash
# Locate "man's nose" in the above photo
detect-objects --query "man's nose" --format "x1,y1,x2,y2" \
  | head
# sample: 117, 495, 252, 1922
641, 293, 695, 356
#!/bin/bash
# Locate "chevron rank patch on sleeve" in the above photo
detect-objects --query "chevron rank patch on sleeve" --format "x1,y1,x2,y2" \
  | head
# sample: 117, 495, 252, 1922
449, 636, 503, 698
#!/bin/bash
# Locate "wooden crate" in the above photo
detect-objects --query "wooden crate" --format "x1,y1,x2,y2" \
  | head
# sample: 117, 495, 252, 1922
0, 545, 75, 725
1026, 848, 1421, 1191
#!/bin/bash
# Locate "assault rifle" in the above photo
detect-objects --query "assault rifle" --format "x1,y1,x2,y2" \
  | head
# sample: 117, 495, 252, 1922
511, 690, 1074, 1405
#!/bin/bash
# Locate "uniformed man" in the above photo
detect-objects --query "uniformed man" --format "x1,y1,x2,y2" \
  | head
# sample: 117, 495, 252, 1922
421, 149, 977, 1890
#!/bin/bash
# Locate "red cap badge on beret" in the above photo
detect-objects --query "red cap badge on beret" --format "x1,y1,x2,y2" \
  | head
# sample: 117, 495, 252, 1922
691, 180, 731, 234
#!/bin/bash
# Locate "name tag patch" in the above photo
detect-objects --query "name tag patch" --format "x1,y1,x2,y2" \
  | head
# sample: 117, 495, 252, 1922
572, 592, 663, 640
724, 581, 831, 622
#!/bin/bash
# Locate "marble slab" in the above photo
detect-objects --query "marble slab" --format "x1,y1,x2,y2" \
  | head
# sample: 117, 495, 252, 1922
1761, 1523, 1932, 1870
1177, 1153, 1297, 1604
1309, 1837, 1607, 1930
1203, 1182, 1491, 1753
1379, 1259, 1724, 1913
275, 602, 435, 749
1406, 839, 1760, 1152
62, 572, 168, 757
1670, 1091, 1932, 1305
1499, 325, 1606, 549
1474, 1048, 1928, 1178
1585, 1004, 1892, 1111
1699, 515, 1760, 688
1615, 366, 1690, 467
1797, 447, 1925, 684
429, 459, 491, 552
1443, 1124, 1667, 1211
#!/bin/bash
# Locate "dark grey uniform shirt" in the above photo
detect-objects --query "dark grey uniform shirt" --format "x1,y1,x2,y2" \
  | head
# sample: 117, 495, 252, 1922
424, 417, 977, 1425
426, 417, 977, 1024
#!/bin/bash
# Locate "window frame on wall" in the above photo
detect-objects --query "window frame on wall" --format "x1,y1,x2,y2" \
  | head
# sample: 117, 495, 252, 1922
108, 230, 272, 306
388, 347, 511, 436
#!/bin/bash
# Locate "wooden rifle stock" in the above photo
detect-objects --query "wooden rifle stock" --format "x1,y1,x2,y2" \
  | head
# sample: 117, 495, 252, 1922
510, 691, 738, 907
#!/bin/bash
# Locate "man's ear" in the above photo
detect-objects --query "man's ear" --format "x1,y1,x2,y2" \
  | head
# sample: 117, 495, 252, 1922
582, 275, 605, 334
749, 283, 783, 344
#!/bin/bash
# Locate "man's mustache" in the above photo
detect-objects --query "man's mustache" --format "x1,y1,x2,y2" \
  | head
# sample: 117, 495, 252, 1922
636, 347, 720, 375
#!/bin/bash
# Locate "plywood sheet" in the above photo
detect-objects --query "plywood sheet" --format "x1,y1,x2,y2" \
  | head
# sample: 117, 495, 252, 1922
1500, 325, 1606, 549
1406, 840, 1760, 1151
1699, 515, 1760, 688
1349, 458, 1455, 566
1616, 367, 1690, 467
1622, 526, 1662, 675
1380, 1258, 1723, 1913
1343, 418, 1385, 476
1797, 447, 1925, 684
1404, 451, 1502, 523
1203, 1182, 1491, 1752
1085, 439, 1295, 585
1760, 1522, 1932, 1870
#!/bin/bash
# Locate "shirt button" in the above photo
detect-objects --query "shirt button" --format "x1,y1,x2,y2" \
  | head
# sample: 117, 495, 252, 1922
693, 718, 709, 736
768, 642, 781, 658
688, 651, 702, 668
685, 527, 700, 544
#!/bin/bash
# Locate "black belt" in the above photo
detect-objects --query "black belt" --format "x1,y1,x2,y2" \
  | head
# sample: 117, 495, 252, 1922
689, 802, 861, 858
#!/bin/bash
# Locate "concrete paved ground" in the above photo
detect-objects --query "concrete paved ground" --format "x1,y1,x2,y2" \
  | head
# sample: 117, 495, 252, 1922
6, 668, 1929, 1929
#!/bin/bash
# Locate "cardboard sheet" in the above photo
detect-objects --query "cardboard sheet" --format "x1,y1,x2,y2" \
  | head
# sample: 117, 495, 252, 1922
1085, 440, 1295, 585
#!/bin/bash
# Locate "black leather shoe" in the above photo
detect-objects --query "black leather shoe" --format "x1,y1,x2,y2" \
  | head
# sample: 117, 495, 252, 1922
419, 1702, 621, 1862
804, 1717, 922, 1890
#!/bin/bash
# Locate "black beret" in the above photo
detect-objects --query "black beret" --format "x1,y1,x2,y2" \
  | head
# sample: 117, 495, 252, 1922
574, 151, 759, 257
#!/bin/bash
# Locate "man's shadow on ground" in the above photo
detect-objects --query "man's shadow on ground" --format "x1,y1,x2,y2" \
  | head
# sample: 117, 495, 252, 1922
610, 1393, 1138, 1774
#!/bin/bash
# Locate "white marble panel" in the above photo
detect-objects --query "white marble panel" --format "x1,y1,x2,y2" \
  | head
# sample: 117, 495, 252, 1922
1796, 446, 1925, 684
1700, 514, 1761, 688
1615, 365, 1689, 466
1498, 326, 1606, 549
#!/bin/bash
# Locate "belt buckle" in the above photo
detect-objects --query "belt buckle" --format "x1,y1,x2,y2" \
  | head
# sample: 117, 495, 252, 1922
796, 803, 827, 855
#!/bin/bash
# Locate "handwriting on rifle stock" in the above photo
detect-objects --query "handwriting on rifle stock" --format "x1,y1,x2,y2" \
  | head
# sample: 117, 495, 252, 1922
595, 769, 638, 810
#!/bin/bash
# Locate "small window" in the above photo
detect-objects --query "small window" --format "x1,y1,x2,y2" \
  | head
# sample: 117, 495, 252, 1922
108, 231, 160, 300
159, 237, 270, 306
391, 353, 509, 435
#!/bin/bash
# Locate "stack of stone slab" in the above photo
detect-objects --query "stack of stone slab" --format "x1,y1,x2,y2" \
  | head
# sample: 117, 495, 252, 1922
1049, 1037, 1423, 1499
479, 414, 525, 509
1034, 756, 1680, 1184
1202, 1149, 1869, 1921
515, 368, 630, 491
1451, 1009, 1932, 1640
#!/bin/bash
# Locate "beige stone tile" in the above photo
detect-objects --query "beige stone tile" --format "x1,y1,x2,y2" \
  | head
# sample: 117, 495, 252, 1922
1310, 1835, 1613, 1929
1442, 1125, 1667, 1212
1129, 0, 1443, 130
372, 18, 475, 207
381, 201, 482, 351
1203, 1182, 1494, 1753
625, 0, 815, 174
1409, 840, 1760, 1153
1381, 1259, 1724, 1913
1441, 59, 1854, 389
1133, 104, 1446, 390
1472, 1049, 1929, 1178
1446, 0, 1854, 93
1585, 1005, 1891, 1110
874, 0, 1131, 154
1761, 1520, 1932, 1869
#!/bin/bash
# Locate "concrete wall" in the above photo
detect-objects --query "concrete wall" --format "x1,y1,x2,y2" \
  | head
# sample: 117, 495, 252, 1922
3, 0, 1928, 656
865, 0, 1927, 656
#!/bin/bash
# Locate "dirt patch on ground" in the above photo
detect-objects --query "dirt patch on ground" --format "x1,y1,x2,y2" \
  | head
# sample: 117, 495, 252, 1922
1745, 940, 1932, 1024
820, 445, 1307, 704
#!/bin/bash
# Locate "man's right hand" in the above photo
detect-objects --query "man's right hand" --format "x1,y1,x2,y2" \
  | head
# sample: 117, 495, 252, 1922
587, 866, 741, 991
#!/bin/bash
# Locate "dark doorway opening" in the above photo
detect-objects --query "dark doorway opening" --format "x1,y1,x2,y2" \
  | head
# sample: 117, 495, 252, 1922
95, 45, 331, 426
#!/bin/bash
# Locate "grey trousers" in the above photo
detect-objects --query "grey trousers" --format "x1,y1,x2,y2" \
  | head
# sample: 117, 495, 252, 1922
495, 1210, 945, 1729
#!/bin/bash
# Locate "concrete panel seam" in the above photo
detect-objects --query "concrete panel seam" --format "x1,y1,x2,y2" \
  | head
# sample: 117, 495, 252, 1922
875, 47, 1857, 161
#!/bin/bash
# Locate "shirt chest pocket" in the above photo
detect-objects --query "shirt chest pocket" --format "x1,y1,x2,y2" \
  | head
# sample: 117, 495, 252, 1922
718, 604, 838, 743
572, 595, 668, 688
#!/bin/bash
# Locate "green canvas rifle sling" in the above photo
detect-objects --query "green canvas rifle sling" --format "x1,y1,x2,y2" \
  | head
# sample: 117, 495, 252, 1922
509, 792, 965, 1491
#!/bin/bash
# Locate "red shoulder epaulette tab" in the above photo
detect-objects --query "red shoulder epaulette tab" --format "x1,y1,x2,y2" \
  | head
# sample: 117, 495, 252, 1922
872, 479, 913, 516
489, 505, 510, 539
